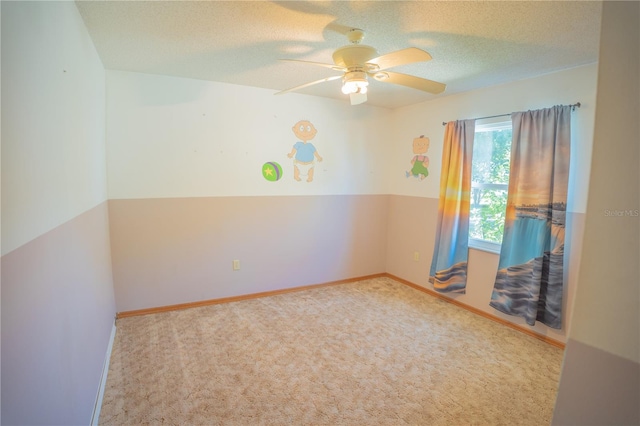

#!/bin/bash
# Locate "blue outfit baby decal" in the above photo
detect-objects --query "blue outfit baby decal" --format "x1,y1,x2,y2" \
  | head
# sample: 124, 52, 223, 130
287, 120, 323, 182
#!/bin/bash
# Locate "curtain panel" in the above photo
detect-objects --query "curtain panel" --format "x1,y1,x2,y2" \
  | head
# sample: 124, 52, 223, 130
429, 120, 475, 293
490, 105, 572, 329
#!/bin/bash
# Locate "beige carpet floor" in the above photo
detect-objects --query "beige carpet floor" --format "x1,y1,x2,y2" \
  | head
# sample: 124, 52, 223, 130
99, 276, 563, 425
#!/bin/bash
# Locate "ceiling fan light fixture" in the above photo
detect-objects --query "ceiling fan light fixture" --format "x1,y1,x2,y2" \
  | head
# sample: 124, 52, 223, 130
341, 81, 368, 94
341, 71, 369, 94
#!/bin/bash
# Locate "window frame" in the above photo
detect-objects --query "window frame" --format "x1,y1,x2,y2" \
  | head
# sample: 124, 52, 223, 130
468, 120, 512, 254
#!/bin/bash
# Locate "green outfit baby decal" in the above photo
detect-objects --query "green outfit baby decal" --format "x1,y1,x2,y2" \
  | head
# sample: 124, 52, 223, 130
406, 135, 430, 180
287, 120, 323, 182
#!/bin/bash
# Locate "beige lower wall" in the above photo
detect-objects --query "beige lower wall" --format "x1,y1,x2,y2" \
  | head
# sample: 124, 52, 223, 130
1, 202, 116, 425
386, 195, 585, 343
110, 194, 583, 344
108, 195, 390, 312
386, 195, 439, 287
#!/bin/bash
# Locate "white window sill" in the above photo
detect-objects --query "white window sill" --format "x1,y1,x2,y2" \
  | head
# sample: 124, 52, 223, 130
469, 239, 501, 255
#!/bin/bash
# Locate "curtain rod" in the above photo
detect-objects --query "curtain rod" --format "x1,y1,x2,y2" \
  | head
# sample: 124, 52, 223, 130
441, 102, 581, 126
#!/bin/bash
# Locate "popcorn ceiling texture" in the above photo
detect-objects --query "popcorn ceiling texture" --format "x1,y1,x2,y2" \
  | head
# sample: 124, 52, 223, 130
99, 277, 562, 425
76, 1, 602, 109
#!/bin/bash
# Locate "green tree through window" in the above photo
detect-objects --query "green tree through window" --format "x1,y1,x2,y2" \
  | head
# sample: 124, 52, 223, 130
470, 122, 512, 249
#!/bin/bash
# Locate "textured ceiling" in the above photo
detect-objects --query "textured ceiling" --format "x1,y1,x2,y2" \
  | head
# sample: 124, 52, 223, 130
76, 1, 603, 109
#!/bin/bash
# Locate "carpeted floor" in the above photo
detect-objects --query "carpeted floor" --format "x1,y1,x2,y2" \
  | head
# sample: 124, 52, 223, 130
99, 276, 563, 425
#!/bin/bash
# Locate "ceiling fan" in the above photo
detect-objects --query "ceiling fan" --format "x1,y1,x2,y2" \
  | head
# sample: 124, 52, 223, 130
275, 29, 446, 105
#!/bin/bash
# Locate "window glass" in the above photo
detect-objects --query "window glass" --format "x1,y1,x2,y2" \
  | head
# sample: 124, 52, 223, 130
469, 122, 512, 251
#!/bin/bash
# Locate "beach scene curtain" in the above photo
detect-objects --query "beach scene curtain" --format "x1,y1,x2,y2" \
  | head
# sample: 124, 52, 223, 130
429, 120, 475, 293
490, 105, 572, 329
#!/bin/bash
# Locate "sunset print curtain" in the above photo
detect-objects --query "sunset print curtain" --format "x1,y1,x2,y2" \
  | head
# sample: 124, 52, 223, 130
490, 105, 571, 329
429, 120, 475, 293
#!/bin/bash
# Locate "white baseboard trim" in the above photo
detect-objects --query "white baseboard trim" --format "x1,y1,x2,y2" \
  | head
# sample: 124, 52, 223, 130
91, 322, 117, 426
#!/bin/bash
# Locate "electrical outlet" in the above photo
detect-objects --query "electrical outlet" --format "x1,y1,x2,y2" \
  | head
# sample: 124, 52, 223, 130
413, 252, 420, 261
232, 260, 240, 270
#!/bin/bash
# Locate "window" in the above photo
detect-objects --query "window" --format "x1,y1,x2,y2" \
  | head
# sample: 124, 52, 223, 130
469, 121, 512, 252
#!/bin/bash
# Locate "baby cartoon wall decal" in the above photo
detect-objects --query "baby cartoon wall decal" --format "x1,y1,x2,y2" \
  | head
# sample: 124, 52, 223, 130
406, 135, 430, 180
287, 120, 323, 182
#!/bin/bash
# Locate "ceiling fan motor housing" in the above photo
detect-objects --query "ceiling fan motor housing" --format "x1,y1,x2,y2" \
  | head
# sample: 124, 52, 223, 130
332, 45, 378, 69
343, 71, 368, 84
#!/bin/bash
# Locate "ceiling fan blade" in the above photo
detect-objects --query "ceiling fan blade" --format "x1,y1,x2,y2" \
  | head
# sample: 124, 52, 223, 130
373, 71, 446, 94
367, 47, 432, 71
279, 59, 345, 72
275, 75, 342, 95
349, 91, 367, 105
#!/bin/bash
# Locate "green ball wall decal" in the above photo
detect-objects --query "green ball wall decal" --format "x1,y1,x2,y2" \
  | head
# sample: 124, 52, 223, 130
262, 162, 283, 181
